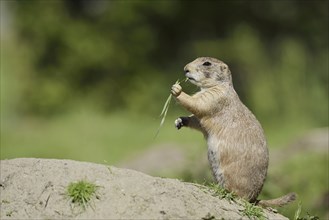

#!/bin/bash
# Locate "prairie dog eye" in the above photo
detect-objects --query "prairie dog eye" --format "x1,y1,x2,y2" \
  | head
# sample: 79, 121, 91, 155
202, 61, 211, 66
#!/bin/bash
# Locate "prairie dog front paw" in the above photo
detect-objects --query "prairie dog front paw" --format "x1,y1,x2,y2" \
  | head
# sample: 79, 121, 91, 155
171, 84, 182, 97
174, 118, 184, 129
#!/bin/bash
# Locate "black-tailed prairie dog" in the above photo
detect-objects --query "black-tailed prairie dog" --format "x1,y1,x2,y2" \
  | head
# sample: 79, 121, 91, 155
171, 57, 296, 207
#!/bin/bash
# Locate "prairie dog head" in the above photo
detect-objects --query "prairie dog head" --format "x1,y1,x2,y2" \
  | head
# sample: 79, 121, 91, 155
184, 57, 232, 89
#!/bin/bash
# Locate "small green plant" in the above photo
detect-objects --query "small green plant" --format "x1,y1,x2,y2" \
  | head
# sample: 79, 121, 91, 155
294, 202, 319, 220
199, 182, 268, 219
242, 201, 266, 220
205, 182, 236, 202
67, 180, 99, 210
6, 210, 14, 217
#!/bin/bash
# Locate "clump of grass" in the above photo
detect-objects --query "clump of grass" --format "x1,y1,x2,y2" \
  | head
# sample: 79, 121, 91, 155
199, 182, 265, 219
67, 180, 99, 210
155, 78, 188, 137
204, 182, 237, 202
196, 181, 237, 203
197, 181, 269, 219
294, 202, 319, 220
242, 201, 266, 220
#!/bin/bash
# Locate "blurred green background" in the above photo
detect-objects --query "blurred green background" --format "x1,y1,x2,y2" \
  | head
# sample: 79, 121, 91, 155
1, 0, 328, 218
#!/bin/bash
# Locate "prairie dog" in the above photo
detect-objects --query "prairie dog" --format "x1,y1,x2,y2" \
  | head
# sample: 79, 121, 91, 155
171, 57, 296, 207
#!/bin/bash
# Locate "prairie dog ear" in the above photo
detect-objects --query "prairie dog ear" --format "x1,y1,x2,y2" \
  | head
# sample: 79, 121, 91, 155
220, 63, 230, 74
213, 62, 230, 82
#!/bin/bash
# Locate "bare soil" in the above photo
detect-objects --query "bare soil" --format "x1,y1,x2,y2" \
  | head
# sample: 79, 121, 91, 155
0, 158, 288, 219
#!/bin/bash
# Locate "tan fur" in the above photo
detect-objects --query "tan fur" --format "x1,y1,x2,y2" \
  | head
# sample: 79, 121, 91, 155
171, 57, 296, 206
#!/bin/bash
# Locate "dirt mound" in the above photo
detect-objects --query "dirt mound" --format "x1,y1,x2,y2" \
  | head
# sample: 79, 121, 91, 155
0, 158, 288, 219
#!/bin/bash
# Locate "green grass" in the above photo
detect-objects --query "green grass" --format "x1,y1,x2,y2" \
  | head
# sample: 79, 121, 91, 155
294, 202, 320, 220
0, 109, 203, 164
202, 182, 236, 202
67, 180, 99, 210
199, 181, 266, 219
0, 106, 313, 164
242, 201, 266, 220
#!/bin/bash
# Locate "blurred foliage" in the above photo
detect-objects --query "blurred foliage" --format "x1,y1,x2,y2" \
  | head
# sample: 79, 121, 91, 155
4, 0, 327, 128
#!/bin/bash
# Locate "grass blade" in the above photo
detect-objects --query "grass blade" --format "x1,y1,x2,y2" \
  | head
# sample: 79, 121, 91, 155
155, 77, 188, 138
160, 94, 172, 117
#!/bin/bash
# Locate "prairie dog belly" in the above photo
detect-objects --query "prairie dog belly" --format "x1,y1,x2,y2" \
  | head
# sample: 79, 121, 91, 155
207, 135, 224, 186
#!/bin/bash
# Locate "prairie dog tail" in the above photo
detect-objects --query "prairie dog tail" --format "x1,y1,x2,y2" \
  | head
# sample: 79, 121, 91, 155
257, 192, 297, 207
